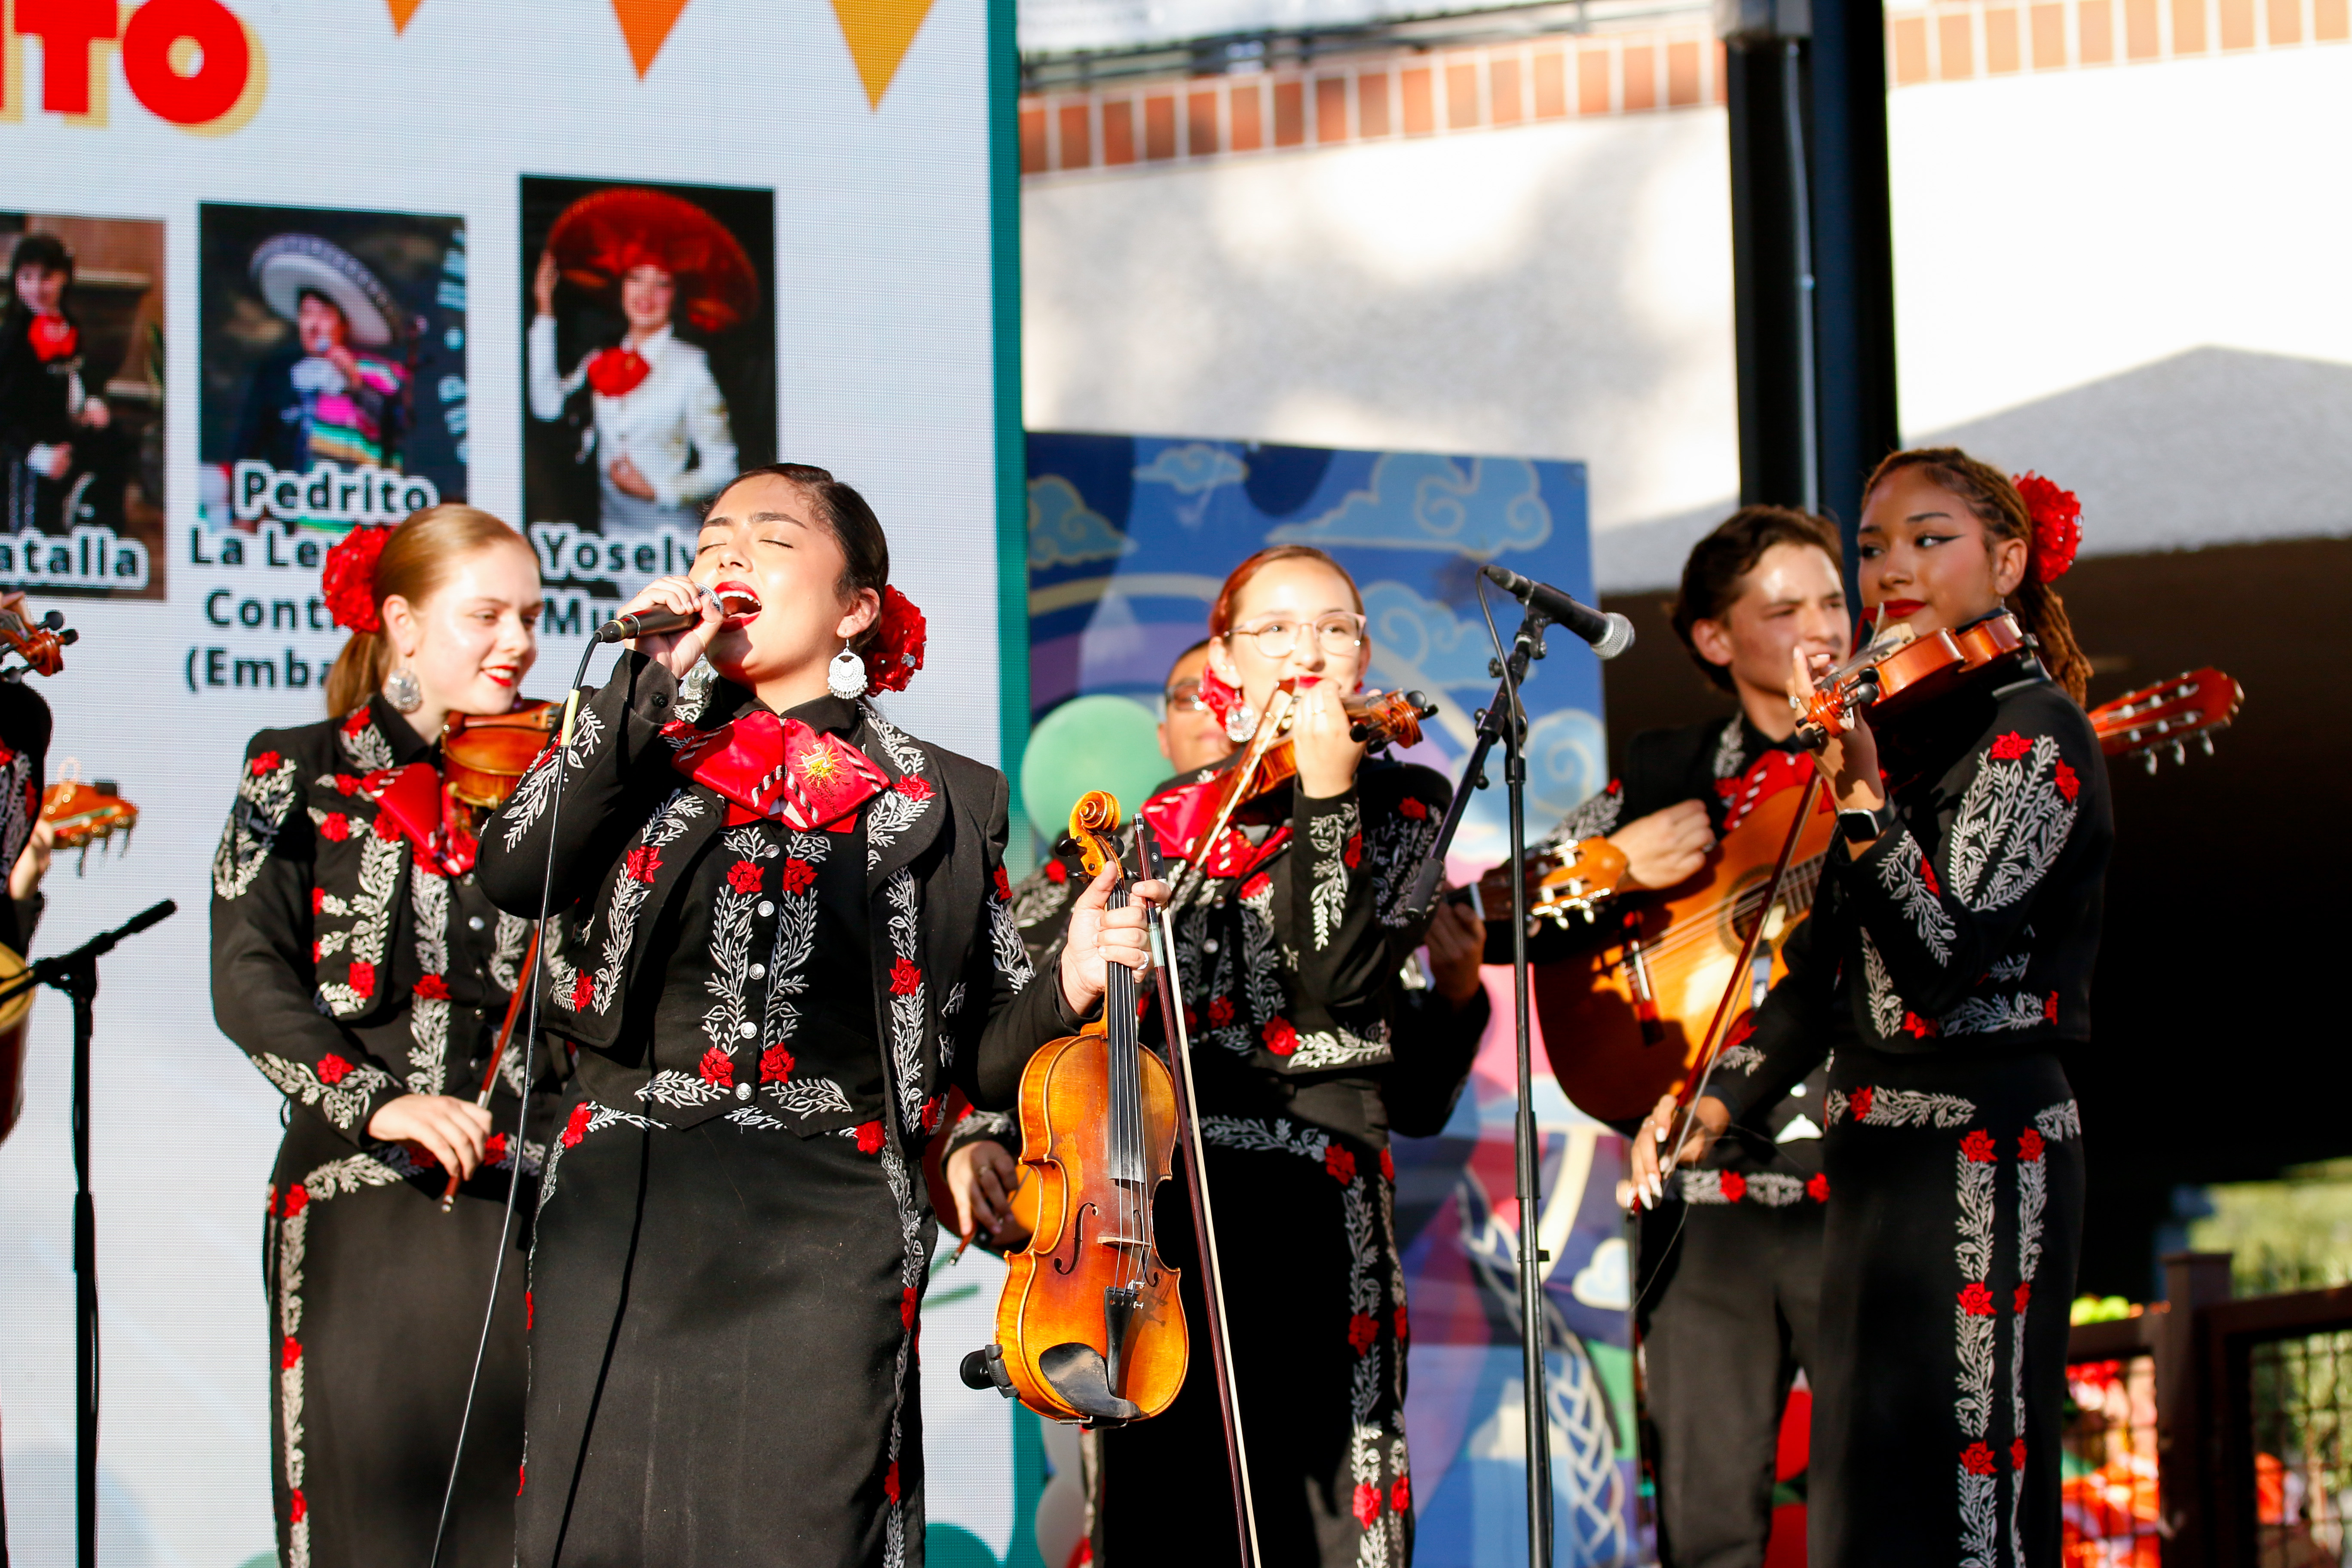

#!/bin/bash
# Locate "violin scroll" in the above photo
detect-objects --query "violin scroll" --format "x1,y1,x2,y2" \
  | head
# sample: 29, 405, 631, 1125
0, 592, 75, 680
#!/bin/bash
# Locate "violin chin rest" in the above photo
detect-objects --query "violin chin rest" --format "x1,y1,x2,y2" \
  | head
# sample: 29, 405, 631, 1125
1038, 1341, 1143, 1424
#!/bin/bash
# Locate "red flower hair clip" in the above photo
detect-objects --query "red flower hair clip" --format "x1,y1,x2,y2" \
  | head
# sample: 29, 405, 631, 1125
322, 525, 393, 634
2012, 472, 2082, 585
864, 585, 927, 694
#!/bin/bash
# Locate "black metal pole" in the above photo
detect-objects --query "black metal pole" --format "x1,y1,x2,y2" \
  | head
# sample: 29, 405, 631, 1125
70, 969, 96, 1568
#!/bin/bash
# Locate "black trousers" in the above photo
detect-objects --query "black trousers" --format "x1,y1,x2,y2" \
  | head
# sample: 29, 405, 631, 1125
1638, 1174, 1823, 1568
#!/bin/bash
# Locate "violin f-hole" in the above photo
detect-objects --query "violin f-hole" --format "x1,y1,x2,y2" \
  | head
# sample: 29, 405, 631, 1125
1051, 1201, 1099, 1277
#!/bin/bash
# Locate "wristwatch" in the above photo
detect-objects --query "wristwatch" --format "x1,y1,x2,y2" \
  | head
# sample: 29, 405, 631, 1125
1837, 802, 1896, 843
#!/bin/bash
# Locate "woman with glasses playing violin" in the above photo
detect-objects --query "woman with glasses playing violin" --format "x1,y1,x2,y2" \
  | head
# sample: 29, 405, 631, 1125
1627, 451, 2110, 1568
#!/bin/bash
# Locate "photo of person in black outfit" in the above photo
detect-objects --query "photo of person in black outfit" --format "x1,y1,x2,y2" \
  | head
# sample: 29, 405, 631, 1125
0, 232, 131, 539
1630, 447, 2111, 1568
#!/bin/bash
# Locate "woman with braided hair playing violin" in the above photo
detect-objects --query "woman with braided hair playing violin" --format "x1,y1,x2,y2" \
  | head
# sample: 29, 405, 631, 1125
1628, 449, 2109, 1567
210, 505, 564, 1568
480, 462, 1158, 1567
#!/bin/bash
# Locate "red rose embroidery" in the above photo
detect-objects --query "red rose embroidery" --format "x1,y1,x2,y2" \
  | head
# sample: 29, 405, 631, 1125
901, 1285, 919, 1330
1807, 1172, 1831, 1202
1380, 1148, 1395, 1181
1962, 1129, 1997, 1162
347, 960, 376, 998
560, 1103, 591, 1148
373, 811, 402, 841
894, 775, 933, 802
623, 845, 662, 883
584, 346, 651, 397
1208, 995, 1235, 1028
316, 1053, 352, 1085
1961, 1442, 1997, 1476
342, 708, 371, 736
922, 1095, 944, 1132
2044, 992, 2060, 1023
726, 859, 763, 894
414, 974, 450, 1001
571, 971, 597, 1011
1348, 1313, 1378, 1354
780, 858, 818, 896
993, 866, 1012, 902
2019, 1127, 2046, 1162
1919, 855, 1942, 896
1045, 859, 1069, 883
1399, 796, 1429, 820
1391, 1475, 1411, 1514
1850, 1087, 1874, 1123
1990, 732, 2032, 761
855, 1121, 885, 1154
1394, 1305, 1409, 1342
1959, 1281, 1996, 1315
251, 750, 282, 775
1352, 1482, 1382, 1528
335, 774, 360, 796
2015, 1280, 2033, 1314
285, 1185, 309, 1216
1263, 1018, 1298, 1056
1324, 1144, 1357, 1185
760, 1045, 795, 1083
889, 956, 922, 996
883, 1461, 902, 1504
1902, 1012, 1940, 1039
2012, 1438, 2029, 1472
1239, 873, 1272, 900
2055, 759, 2080, 802
319, 813, 351, 842
698, 1047, 734, 1087
282, 1335, 301, 1369
485, 1133, 509, 1163
1342, 833, 1363, 870
1719, 1170, 1748, 1202
289, 1489, 308, 1524
311, 888, 326, 915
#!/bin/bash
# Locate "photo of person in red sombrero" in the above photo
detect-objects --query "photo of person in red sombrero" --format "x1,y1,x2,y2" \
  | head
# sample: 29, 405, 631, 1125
524, 181, 773, 539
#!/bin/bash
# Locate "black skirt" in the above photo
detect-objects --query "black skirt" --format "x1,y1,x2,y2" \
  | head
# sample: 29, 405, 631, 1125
263, 1109, 532, 1568
1810, 1047, 2084, 1568
518, 1106, 930, 1568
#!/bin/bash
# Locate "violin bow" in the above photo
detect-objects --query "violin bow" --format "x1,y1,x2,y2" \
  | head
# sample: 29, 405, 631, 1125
1661, 767, 1822, 1178
1165, 686, 1297, 911
439, 927, 542, 1213
1137, 818, 1263, 1568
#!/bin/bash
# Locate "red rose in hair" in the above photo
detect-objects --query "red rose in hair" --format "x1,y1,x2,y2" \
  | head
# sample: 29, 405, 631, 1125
1208, 995, 1234, 1028
726, 859, 763, 894
1807, 1172, 1831, 1202
1962, 1129, 1997, 1162
1989, 732, 2032, 762
1959, 1281, 1995, 1316
993, 866, 1012, 902
894, 775, 933, 802
570, 971, 597, 1011
414, 974, 450, 1001
1348, 1313, 1377, 1354
2019, 1127, 2046, 1161
584, 346, 651, 398
889, 956, 921, 996
1324, 1143, 1356, 1185
864, 586, 928, 694
322, 526, 393, 634
1399, 796, 1429, 820
2012, 472, 2082, 585
1718, 1170, 1747, 1202
780, 858, 818, 896
347, 960, 375, 998
2055, 760, 2079, 802
320, 813, 351, 842
760, 1044, 795, 1083
285, 1185, 310, 1216
1352, 1483, 1382, 1528
1961, 1442, 1997, 1476
1045, 859, 1068, 884
28, 313, 77, 362
316, 1053, 353, 1085
697, 1047, 733, 1087
1390, 1476, 1411, 1515
1849, 1086, 1874, 1123
251, 750, 282, 775
560, 1103, 592, 1148
1263, 1018, 1297, 1056
855, 1120, 885, 1154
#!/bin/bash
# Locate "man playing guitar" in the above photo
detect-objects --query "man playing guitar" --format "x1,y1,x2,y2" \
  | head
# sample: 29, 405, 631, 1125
1527, 505, 1848, 1568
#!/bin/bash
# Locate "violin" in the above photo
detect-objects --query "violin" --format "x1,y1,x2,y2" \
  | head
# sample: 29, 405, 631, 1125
0, 591, 74, 679
1795, 609, 2031, 746
40, 762, 138, 873
975, 791, 1188, 1425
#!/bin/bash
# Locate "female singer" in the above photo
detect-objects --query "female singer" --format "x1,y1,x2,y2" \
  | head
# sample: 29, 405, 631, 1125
1629, 448, 2109, 1567
1056, 544, 1453, 1568
210, 505, 557, 1568
481, 462, 1155, 1567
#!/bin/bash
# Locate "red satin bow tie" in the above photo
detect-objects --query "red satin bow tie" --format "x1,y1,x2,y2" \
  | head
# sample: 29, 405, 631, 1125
363, 763, 478, 878
1139, 777, 1291, 881
664, 710, 888, 830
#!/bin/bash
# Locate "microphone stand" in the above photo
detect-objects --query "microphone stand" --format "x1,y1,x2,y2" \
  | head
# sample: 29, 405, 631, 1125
1402, 606, 1557, 1568
0, 898, 178, 1568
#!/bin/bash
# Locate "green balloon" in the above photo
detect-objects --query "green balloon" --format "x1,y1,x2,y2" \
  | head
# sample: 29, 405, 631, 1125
1020, 695, 1170, 845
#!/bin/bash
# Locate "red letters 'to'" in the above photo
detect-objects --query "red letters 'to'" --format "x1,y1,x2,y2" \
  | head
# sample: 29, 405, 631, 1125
122, 0, 250, 126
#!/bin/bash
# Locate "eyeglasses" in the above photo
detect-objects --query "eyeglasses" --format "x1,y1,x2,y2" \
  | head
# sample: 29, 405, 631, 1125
1224, 613, 1366, 659
1164, 678, 1209, 715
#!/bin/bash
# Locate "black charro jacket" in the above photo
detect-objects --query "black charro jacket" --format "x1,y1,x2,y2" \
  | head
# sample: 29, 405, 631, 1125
477, 653, 1080, 1142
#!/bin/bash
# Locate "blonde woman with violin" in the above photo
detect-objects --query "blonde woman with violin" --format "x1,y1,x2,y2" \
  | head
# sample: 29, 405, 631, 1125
1628, 450, 2110, 1568
210, 506, 562, 1568
479, 463, 1153, 1567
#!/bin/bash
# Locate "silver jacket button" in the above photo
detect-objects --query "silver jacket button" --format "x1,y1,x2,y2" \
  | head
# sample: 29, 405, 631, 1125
737, 1021, 757, 1039
735, 1082, 751, 1100
748, 963, 767, 980
757, 900, 776, 918
468, 915, 486, 931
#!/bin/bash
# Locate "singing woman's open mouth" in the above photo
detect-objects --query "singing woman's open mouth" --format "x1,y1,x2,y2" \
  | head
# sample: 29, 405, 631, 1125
713, 582, 763, 625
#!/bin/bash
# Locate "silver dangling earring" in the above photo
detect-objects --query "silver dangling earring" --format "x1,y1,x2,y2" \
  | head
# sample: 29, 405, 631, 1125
1224, 698, 1258, 744
383, 663, 423, 714
827, 646, 868, 701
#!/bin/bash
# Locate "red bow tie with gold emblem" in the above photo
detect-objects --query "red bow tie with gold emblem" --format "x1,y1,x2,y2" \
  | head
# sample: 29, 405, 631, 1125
663, 710, 888, 830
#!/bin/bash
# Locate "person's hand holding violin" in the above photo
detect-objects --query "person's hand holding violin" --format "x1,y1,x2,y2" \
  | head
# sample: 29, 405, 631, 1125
1622, 1090, 1731, 1210
1791, 647, 1889, 849
1290, 677, 1368, 799
1058, 864, 1166, 1019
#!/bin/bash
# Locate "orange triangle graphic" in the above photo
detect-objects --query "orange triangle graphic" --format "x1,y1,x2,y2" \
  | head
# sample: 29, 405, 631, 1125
385, 0, 425, 32
830, 0, 936, 109
612, 0, 693, 78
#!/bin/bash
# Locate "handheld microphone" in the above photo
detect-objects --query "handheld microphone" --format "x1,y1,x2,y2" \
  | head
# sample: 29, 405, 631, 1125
1478, 564, 1635, 660
592, 586, 723, 644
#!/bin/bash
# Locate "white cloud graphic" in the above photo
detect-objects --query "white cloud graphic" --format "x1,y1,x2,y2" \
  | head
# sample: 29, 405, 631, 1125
1268, 453, 1552, 557
1360, 580, 1501, 689
1132, 443, 1247, 496
1028, 475, 1134, 570
1570, 1237, 1630, 1311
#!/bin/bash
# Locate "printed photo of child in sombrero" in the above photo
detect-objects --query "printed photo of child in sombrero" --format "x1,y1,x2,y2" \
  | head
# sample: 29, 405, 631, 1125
198, 203, 469, 533
520, 175, 774, 554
